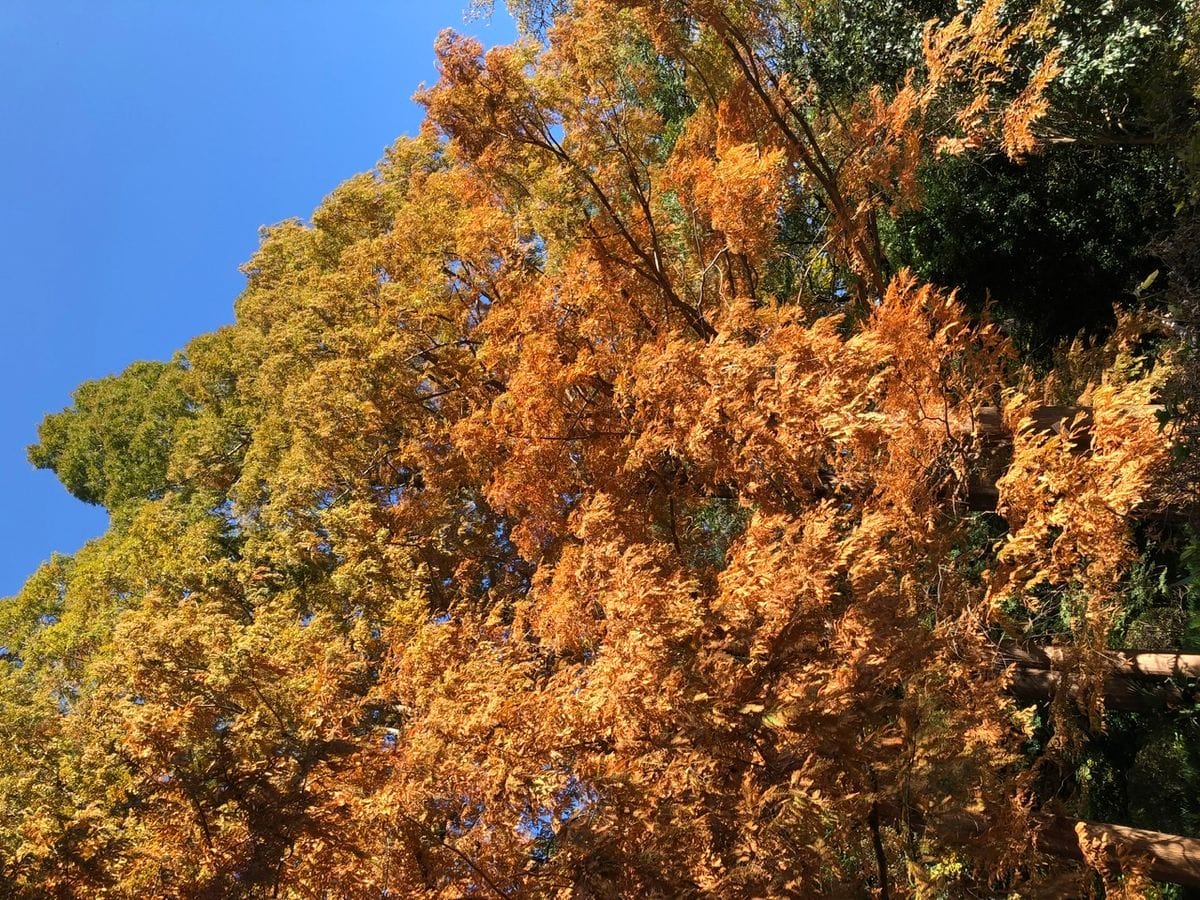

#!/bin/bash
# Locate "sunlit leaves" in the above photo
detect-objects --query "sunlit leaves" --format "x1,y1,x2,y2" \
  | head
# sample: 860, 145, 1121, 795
0, 0, 1184, 895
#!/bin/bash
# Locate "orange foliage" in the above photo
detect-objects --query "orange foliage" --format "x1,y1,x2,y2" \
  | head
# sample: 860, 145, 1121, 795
0, 0, 1176, 896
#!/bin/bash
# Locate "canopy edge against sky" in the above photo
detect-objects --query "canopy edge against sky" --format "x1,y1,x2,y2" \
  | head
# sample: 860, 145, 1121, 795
0, 0, 516, 596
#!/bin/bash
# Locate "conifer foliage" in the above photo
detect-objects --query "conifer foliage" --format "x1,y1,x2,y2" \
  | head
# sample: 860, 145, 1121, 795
3, 0, 1197, 895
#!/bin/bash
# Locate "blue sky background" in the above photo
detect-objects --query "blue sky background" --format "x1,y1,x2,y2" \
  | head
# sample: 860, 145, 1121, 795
0, 1, 516, 596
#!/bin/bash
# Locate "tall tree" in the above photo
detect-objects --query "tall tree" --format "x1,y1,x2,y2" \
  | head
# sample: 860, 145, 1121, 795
1, 1, 1194, 895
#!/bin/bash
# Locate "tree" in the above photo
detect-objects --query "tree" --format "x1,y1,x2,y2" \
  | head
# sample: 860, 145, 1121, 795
29, 359, 192, 511
0, 0, 1193, 895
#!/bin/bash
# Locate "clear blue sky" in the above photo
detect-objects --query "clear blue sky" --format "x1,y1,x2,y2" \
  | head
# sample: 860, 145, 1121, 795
0, 1, 516, 597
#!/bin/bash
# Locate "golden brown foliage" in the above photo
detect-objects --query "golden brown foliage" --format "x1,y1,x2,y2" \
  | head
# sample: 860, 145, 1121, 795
0, 1, 1179, 896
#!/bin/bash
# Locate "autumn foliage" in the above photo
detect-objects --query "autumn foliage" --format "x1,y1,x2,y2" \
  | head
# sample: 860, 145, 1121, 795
2, 1, 1196, 896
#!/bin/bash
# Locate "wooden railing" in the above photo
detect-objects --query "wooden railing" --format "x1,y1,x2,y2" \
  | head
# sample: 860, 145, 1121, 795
943, 407, 1200, 882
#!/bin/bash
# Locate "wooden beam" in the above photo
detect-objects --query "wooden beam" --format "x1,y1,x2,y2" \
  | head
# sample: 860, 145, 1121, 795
879, 802, 1200, 887
965, 404, 1163, 512
1004, 646, 1200, 680
1006, 669, 1198, 711
1036, 816, 1200, 888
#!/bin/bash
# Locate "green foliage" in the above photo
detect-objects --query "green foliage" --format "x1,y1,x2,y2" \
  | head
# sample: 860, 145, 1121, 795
951, 511, 1008, 584
1128, 719, 1200, 836
828, 0, 1199, 351
28, 359, 193, 510
1049, 0, 1196, 142
883, 146, 1177, 349
619, 34, 696, 158
1108, 530, 1200, 651
471, 0, 570, 39
1074, 710, 1200, 898
783, 0, 956, 101
683, 497, 752, 573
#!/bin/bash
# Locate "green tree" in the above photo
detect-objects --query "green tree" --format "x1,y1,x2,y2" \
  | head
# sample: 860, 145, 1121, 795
28, 359, 193, 510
